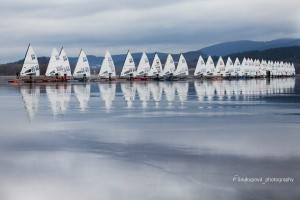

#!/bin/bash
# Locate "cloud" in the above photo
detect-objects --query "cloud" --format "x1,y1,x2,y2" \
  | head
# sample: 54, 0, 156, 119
0, 0, 299, 63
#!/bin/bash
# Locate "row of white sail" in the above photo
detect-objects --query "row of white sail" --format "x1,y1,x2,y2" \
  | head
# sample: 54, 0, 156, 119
194, 56, 296, 77
20, 44, 296, 78
20, 78, 295, 120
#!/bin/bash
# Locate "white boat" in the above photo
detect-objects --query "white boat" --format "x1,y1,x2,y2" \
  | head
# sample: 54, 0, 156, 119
98, 51, 116, 79
163, 53, 176, 79
136, 52, 150, 77
174, 54, 189, 78
73, 83, 90, 111
148, 53, 163, 79
73, 49, 90, 80
241, 58, 249, 77
99, 83, 116, 111
254, 59, 261, 77
45, 48, 61, 76
194, 55, 206, 77
214, 56, 225, 77
205, 56, 215, 77
59, 47, 72, 76
20, 44, 40, 77
120, 50, 136, 78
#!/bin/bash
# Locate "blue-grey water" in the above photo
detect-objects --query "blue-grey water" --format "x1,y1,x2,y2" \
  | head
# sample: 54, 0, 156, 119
0, 77, 299, 200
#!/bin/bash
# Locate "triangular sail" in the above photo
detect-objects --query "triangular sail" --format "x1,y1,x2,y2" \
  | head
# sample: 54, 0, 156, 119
234, 57, 241, 77
99, 51, 116, 78
225, 57, 233, 76
45, 48, 60, 76
194, 55, 206, 76
20, 44, 40, 76
120, 51, 136, 77
73, 50, 91, 77
175, 54, 189, 76
136, 52, 150, 76
163, 54, 176, 76
205, 56, 215, 76
59, 47, 72, 76
214, 56, 225, 76
149, 53, 163, 77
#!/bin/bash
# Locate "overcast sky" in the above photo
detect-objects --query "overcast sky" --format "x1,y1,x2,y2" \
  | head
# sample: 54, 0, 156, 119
0, 0, 299, 63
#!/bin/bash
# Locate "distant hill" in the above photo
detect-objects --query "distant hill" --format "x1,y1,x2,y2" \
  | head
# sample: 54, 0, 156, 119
200, 38, 300, 56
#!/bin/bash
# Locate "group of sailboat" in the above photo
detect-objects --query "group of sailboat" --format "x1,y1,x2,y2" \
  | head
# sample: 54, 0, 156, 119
194, 55, 296, 79
11, 44, 296, 84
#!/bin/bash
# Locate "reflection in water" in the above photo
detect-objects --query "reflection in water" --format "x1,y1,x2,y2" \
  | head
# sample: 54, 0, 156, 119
121, 82, 136, 108
99, 82, 116, 111
136, 82, 150, 108
1, 77, 299, 200
46, 84, 71, 116
163, 82, 176, 107
20, 85, 40, 121
149, 82, 163, 107
18, 78, 296, 116
175, 82, 189, 106
73, 83, 90, 111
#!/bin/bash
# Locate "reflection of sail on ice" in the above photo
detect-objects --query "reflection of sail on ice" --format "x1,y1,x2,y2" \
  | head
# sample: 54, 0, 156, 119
175, 82, 189, 105
149, 82, 163, 106
136, 82, 150, 108
121, 82, 136, 108
46, 84, 71, 115
20, 85, 40, 120
162, 82, 176, 106
99, 83, 116, 110
73, 83, 90, 111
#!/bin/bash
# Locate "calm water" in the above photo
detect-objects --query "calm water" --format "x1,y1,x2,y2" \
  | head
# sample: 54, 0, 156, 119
0, 77, 299, 200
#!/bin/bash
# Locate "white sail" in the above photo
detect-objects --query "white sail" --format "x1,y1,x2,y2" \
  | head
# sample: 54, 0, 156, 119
73, 49, 91, 77
59, 47, 72, 76
20, 85, 40, 121
224, 57, 234, 77
205, 56, 215, 76
175, 54, 189, 76
99, 83, 116, 110
136, 52, 150, 76
148, 53, 163, 77
241, 58, 249, 76
99, 51, 116, 78
120, 51, 136, 77
234, 57, 241, 77
214, 56, 225, 76
20, 44, 40, 76
73, 83, 90, 111
163, 54, 176, 76
45, 48, 60, 76
254, 59, 261, 77
194, 55, 206, 76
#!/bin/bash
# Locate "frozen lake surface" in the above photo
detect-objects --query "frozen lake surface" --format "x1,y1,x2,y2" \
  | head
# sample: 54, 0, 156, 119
0, 77, 299, 200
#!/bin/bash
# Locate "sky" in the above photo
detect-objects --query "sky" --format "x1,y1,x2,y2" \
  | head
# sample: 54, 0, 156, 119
0, 0, 299, 63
